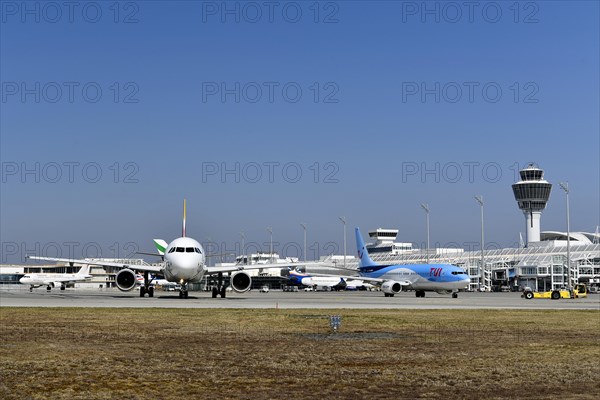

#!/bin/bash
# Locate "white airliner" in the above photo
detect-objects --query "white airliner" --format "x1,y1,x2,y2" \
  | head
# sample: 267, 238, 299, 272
288, 269, 347, 291
19, 264, 92, 292
27, 200, 314, 299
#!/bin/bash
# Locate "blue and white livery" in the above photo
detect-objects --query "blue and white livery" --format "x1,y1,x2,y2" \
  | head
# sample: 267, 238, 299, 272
353, 228, 470, 298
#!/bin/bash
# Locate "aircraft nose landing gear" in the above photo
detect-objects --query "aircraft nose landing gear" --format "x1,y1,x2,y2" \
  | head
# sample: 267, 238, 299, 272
179, 283, 189, 299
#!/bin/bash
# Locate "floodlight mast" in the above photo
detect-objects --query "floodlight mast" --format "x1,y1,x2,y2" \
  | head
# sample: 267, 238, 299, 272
300, 223, 307, 262
559, 182, 571, 290
474, 195, 485, 291
267, 227, 273, 263
421, 204, 430, 264
338, 217, 346, 269
239, 232, 245, 265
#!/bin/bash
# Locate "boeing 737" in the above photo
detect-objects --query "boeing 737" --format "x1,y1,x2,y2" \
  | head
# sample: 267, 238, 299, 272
27, 200, 314, 299
19, 264, 92, 292
319, 228, 471, 298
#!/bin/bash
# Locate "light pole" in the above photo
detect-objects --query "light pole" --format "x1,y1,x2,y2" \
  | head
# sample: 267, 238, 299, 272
559, 182, 571, 289
239, 232, 245, 265
474, 196, 485, 291
205, 236, 212, 267
338, 217, 346, 269
421, 204, 430, 264
300, 223, 307, 261
267, 227, 273, 263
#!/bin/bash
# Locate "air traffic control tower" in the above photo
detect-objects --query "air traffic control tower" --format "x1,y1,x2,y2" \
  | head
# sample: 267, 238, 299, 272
512, 164, 552, 246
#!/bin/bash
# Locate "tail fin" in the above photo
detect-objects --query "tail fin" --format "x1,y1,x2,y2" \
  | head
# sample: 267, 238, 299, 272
355, 228, 378, 269
182, 199, 187, 237
153, 239, 168, 255
76, 264, 91, 276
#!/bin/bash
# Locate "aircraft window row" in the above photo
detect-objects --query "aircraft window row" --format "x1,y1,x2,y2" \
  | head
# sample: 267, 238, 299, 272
451, 271, 467, 275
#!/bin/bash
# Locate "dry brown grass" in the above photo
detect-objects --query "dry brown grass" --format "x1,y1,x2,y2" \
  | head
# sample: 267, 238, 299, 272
1, 308, 598, 399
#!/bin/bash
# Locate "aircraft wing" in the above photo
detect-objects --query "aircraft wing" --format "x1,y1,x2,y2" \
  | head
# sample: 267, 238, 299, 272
26, 256, 163, 273
42, 276, 92, 284
206, 262, 334, 275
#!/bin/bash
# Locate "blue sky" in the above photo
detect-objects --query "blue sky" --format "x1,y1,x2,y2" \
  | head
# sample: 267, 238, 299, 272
1, 1, 599, 263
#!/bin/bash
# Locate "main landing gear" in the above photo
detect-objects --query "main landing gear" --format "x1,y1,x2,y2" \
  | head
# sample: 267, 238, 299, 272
139, 271, 154, 298
452, 292, 459, 299
211, 272, 226, 298
415, 290, 426, 298
140, 285, 154, 298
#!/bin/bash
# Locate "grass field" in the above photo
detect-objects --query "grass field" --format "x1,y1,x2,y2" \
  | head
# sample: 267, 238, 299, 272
1, 308, 598, 399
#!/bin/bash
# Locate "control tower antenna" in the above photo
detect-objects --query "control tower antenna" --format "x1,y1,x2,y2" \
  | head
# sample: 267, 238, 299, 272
512, 163, 552, 246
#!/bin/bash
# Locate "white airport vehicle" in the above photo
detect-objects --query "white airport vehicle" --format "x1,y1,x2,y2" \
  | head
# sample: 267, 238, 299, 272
19, 264, 92, 292
259, 286, 270, 293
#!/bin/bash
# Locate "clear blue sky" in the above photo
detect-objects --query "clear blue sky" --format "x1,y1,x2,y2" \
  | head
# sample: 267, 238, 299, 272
1, 1, 598, 263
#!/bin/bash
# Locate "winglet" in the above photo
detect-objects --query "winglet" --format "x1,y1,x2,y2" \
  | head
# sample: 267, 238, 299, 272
355, 228, 378, 269
153, 239, 168, 255
182, 199, 187, 237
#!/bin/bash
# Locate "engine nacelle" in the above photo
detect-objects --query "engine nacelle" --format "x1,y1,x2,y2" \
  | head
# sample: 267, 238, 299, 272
230, 271, 252, 293
116, 269, 137, 292
381, 281, 402, 294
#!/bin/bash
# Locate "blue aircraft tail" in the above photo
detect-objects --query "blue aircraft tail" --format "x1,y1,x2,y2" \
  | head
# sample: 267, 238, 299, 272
355, 228, 379, 269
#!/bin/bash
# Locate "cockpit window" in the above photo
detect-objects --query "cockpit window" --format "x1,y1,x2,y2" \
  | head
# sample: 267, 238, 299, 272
176, 247, 184, 253
195, 248, 202, 254
168, 248, 176, 253
186, 247, 194, 252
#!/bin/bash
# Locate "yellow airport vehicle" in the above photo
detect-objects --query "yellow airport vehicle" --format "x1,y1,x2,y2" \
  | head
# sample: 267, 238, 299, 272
522, 284, 588, 300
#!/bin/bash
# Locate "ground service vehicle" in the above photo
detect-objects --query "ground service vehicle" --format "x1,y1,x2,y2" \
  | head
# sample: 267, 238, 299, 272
522, 284, 588, 300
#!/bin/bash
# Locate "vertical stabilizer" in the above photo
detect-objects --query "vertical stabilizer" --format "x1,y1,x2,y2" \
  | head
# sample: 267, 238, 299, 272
355, 228, 378, 269
76, 264, 91, 276
153, 239, 168, 255
182, 199, 187, 237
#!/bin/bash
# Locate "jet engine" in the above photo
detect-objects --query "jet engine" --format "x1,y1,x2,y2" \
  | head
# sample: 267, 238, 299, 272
381, 281, 402, 295
116, 269, 137, 291
230, 271, 252, 293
